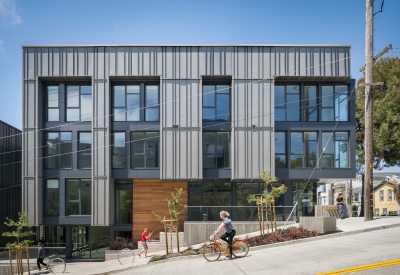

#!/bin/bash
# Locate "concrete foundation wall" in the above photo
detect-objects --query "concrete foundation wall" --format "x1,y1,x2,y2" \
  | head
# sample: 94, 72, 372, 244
299, 217, 336, 233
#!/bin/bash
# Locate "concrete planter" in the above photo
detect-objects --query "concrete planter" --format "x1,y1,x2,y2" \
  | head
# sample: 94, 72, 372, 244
315, 205, 349, 219
299, 217, 336, 233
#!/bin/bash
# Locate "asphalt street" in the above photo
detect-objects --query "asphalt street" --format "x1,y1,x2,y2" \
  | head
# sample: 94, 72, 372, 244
118, 227, 400, 275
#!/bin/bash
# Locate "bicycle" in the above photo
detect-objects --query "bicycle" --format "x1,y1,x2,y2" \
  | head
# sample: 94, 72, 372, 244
202, 234, 249, 262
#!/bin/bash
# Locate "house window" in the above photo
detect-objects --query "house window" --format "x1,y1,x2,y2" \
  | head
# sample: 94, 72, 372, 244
380, 190, 384, 201
321, 132, 349, 168
78, 132, 91, 169
66, 179, 91, 215
113, 85, 140, 121
304, 86, 318, 121
131, 132, 159, 169
203, 132, 230, 168
375, 208, 379, 216
66, 86, 92, 121
115, 190, 133, 224
275, 132, 286, 168
202, 85, 230, 121
112, 133, 126, 168
388, 189, 393, 201
274, 85, 300, 121
145, 86, 159, 121
45, 132, 72, 169
321, 85, 348, 121
290, 132, 318, 168
45, 179, 59, 216
383, 208, 387, 215
46, 86, 59, 122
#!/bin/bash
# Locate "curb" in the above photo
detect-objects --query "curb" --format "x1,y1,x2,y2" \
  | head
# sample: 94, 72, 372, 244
94, 222, 400, 274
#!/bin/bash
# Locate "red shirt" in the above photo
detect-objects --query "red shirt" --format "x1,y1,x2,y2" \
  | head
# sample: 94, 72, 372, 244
141, 232, 147, 242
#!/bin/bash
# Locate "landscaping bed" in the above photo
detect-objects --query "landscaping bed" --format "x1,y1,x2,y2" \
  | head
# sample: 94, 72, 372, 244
149, 226, 341, 262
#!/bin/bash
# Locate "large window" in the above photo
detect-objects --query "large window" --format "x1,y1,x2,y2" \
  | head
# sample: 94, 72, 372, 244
290, 132, 318, 168
275, 132, 286, 168
115, 190, 133, 224
113, 85, 140, 121
304, 86, 318, 121
203, 132, 230, 168
78, 132, 91, 169
145, 86, 159, 121
380, 190, 384, 201
388, 189, 393, 201
112, 85, 159, 122
131, 132, 159, 169
45, 132, 72, 169
66, 179, 91, 215
321, 85, 348, 121
66, 86, 92, 121
202, 85, 230, 121
47, 86, 59, 122
45, 179, 59, 216
274, 85, 300, 121
321, 132, 349, 168
112, 133, 126, 168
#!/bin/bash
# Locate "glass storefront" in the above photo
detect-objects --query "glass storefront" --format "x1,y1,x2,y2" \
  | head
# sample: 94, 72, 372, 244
293, 182, 317, 221
71, 226, 109, 259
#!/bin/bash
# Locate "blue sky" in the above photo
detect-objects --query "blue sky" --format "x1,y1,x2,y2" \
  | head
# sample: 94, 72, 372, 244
0, 0, 399, 171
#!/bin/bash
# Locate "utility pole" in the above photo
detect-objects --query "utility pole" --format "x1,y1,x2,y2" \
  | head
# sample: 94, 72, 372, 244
364, 0, 374, 221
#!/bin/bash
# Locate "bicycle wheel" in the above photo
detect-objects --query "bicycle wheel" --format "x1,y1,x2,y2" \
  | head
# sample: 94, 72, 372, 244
203, 244, 221, 262
232, 240, 249, 258
48, 258, 66, 273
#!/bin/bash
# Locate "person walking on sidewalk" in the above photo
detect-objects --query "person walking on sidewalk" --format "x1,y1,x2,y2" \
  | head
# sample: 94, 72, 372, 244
37, 242, 48, 271
336, 192, 345, 219
138, 228, 152, 257
214, 211, 236, 259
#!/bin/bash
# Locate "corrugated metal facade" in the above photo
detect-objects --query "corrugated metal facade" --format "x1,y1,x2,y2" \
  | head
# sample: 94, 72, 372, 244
22, 45, 351, 226
0, 121, 22, 247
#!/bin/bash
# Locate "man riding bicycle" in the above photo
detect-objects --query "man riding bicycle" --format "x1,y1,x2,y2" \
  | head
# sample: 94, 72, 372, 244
214, 211, 236, 258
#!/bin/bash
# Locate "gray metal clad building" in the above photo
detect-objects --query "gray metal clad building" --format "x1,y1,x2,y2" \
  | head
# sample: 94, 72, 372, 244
22, 45, 356, 259
0, 120, 22, 248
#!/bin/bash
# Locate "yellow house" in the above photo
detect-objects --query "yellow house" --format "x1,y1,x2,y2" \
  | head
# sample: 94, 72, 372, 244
373, 181, 399, 216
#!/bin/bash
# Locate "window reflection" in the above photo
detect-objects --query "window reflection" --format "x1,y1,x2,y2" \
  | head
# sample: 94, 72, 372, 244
321, 132, 349, 168
113, 133, 126, 168
45, 132, 72, 169
202, 85, 230, 121
274, 85, 300, 121
290, 132, 317, 168
322, 86, 348, 121
275, 132, 286, 168
203, 132, 230, 168
131, 132, 159, 168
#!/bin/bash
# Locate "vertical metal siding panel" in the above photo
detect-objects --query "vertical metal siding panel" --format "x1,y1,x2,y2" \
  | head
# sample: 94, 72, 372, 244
87, 47, 94, 76
199, 47, 206, 76
251, 47, 259, 79
179, 81, 187, 127
225, 47, 233, 76
324, 48, 332, 76
288, 47, 295, 76
131, 47, 139, 75
313, 48, 321, 76
180, 47, 187, 79
338, 47, 346, 76
251, 132, 259, 176
36, 49, 42, 77
41, 48, 49, 76
299, 48, 307, 76
77, 48, 85, 75
156, 47, 162, 76
180, 131, 187, 178
66, 48, 74, 76
27, 48, 35, 79
251, 82, 258, 126
237, 47, 245, 79
165, 47, 173, 79
192, 81, 200, 128
279, 47, 286, 76
97, 47, 105, 79
307, 47, 312, 76
190, 47, 199, 79
73, 48, 78, 75
213, 47, 221, 75
143, 47, 150, 76
109, 47, 116, 76
164, 81, 174, 126
125, 48, 130, 75
117, 47, 125, 75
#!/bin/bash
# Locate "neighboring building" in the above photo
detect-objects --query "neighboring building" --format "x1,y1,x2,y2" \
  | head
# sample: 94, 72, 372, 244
0, 120, 22, 247
21, 44, 356, 259
373, 181, 399, 216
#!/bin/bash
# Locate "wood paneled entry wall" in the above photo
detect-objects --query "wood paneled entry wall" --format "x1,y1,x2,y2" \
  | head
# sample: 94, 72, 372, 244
133, 180, 188, 243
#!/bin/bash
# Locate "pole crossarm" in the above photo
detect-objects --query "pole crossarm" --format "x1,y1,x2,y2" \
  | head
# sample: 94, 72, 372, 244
359, 82, 384, 86
359, 44, 392, 72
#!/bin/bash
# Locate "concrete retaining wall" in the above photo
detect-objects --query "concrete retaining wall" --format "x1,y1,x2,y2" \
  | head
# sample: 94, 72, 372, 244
183, 221, 294, 246
315, 205, 349, 219
299, 217, 336, 233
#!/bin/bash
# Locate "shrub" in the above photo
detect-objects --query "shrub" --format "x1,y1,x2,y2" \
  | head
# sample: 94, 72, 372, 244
298, 225, 307, 233
268, 232, 286, 243
287, 227, 301, 240
309, 230, 319, 237
183, 250, 198, 256
253, 236, 267, 245
149, 255, 164, 262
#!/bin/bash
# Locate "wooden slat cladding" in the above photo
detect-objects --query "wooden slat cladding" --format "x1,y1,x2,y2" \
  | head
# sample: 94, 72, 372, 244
132, 180, 188, 243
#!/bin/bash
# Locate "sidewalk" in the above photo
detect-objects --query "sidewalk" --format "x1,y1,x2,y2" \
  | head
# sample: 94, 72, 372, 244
21, 216, 400, 275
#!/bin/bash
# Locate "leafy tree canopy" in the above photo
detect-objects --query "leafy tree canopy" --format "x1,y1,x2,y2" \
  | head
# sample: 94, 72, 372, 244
2, 212, 35, 250
356, 57, 400, 170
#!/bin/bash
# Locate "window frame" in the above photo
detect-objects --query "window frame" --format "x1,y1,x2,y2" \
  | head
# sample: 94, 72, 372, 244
321, 85, 349, 122
321, 132, 350, 169
44, 179, 60, 216
114, 181, 133, 225
66, 179, 91, 216
65, 85, 92, 122
274, 85, 300, 122
44, 132, 73, 169
380, 190, 384, 201
46, 86, 60, 122
112, 132, 127, 169
130, 132, 160, 169
78, 132, 92, 169
202, 132, 231, 169
290, 132, 318, 169
388, 189, 393, 201
303, 85, 318, 122
274, 132, 286, 168
202, 84, 231, 122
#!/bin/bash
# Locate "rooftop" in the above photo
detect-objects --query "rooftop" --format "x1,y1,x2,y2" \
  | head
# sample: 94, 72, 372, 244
22, 44, 352, 48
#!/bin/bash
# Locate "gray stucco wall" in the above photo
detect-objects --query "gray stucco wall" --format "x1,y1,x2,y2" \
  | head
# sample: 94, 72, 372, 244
22, 45, 352, 226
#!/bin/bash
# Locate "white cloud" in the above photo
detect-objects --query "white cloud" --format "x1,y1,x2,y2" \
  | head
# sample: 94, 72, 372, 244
0, 0, 22, 25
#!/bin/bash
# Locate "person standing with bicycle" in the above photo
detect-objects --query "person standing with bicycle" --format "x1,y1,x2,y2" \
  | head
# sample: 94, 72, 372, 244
214, 211, 236, 258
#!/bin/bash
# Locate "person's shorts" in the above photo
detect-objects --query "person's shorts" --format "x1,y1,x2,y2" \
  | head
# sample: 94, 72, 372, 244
141, 242, 148, 249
